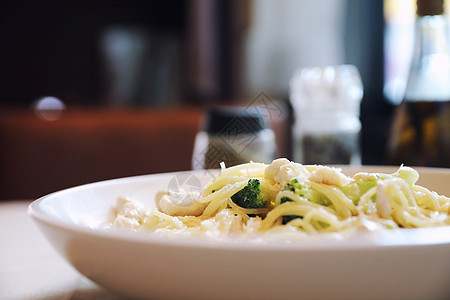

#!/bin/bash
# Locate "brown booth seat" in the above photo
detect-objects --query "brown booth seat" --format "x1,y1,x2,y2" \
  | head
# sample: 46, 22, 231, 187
0, 108, 203, 200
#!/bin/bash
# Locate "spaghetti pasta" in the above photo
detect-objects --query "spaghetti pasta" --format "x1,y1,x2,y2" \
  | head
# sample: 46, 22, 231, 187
112, 158, 450, 238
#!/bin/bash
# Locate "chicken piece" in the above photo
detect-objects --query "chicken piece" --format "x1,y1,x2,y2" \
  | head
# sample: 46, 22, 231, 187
307, 165, 352, 187
113, 197, 147, 228
264, 158, 309, 188
353, 172, 381, 181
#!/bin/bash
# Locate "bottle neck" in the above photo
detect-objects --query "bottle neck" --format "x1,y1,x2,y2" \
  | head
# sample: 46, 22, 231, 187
413, 15, 449, 57
404, 14, 450, 102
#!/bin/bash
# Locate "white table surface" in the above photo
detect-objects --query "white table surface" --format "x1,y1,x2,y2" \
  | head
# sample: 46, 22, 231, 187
0, 201, 123, 300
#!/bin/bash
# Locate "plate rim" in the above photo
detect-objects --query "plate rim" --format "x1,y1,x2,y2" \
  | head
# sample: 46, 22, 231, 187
28, 167, 450, 251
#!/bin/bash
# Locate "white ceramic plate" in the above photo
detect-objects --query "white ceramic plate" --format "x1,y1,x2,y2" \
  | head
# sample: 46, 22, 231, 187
28, 167, 450, 300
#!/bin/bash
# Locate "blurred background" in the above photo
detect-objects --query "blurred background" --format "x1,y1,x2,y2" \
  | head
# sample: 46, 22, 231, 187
0, 0, 440, 199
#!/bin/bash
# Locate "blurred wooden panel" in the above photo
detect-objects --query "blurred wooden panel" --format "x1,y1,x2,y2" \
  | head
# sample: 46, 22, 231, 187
0, 108, 202, 200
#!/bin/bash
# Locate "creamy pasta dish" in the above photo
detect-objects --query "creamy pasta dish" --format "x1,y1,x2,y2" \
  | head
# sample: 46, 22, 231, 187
112, 159, 450, 239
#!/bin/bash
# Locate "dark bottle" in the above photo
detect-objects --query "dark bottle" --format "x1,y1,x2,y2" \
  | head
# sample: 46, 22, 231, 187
388, 0, 450, 167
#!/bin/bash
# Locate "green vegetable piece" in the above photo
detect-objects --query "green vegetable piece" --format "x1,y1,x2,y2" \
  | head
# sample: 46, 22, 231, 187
280, 179, 332, 224
283, 179, 330, 206
341, 183, 360, 204
280, 196, 292, 204
282, 215, 302, 224
393, 166, 419, 186
343, 177, 379, 205
356, 178, 378, 195
284, 179, 304, 195
280, 195, 302, 224
231, 179, 265, 209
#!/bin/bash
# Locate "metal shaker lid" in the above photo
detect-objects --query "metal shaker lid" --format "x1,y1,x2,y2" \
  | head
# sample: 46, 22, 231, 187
417, 0, 444, 16
203, 106, 267, 135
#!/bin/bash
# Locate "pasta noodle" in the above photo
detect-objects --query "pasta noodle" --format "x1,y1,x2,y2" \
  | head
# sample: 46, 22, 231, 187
112, 158, 450, 238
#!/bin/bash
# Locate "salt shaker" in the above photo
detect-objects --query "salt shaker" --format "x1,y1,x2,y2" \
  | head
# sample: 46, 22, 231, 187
290, 65, 363, 165
192, 106, 276, 170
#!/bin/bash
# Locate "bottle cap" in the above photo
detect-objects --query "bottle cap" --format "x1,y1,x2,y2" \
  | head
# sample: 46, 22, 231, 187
203, 106, 267, 135
417, 0, 444, 16
290, 64, 363, 117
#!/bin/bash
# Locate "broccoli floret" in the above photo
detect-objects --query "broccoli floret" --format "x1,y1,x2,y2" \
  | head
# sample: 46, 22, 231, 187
231, 179, 265, 209
283, 179, 330, 206
280, 179, 308, 224
281, 178, 334, 224
284, 179, 307, 196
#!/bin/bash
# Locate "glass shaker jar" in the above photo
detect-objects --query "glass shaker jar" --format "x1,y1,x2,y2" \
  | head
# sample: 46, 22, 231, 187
192, 106, 276, 170
290, 65, 363, 165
